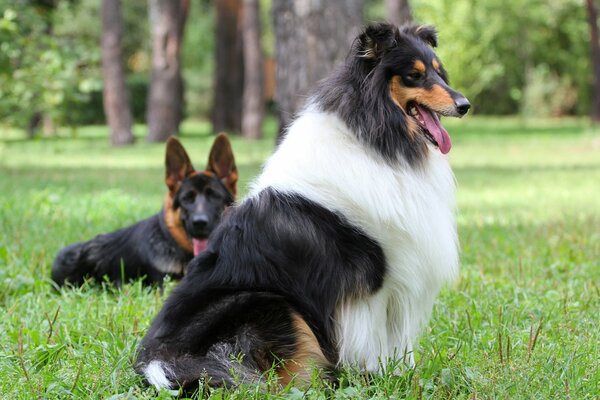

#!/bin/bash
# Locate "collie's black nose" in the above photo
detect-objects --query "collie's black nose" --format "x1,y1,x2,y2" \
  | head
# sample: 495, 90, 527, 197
455, 97, 471, 116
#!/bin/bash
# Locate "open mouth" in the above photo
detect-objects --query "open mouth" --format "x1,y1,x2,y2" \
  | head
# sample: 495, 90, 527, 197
406, 102, 452, 154
192, 238, 208, 256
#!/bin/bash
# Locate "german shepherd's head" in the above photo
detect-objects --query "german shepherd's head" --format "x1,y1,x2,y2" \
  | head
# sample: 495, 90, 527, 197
163, 133, 237, 256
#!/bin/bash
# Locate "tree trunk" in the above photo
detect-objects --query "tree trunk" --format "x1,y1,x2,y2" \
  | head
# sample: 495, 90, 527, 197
212, 0, 244, 134
26, 1, 57, 139
102, 0, 134, 146
272, 0, 364, 139
385, 0, 413, 27
146, 0, 189, 142
586, 0, 600, 122
241, 0, 264, 139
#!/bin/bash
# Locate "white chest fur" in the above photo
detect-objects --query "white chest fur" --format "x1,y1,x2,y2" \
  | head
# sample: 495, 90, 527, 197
250, 110, 459, 371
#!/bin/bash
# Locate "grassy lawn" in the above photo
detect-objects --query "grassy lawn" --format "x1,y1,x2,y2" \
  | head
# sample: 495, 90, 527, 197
0, 117, 598, 399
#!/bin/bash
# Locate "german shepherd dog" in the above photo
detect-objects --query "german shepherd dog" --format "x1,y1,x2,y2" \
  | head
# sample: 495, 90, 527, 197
51, 133, 237, 288
136, 23, 470, 390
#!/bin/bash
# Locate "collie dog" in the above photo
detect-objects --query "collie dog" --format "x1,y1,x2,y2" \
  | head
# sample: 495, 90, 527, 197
136, 22, 470, 390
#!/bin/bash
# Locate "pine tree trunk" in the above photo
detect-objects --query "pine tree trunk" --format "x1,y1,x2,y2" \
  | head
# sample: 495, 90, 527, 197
384, 0, 413, 27
272, 0, 363, 138
146, 0, 189, 142
102, 0, 134, 146
586, 0, 600, 122
212, 0, 244, 134
241, 0, 264, 139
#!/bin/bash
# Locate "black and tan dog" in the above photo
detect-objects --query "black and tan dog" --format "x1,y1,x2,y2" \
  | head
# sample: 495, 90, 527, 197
51, 133, 237, 288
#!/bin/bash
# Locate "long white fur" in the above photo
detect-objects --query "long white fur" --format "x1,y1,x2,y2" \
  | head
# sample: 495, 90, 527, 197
144, 360, 173, 389
250, 105, 459, 372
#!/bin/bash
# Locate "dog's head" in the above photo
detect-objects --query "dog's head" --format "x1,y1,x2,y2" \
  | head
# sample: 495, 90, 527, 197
164, 133, 237, 255
354, 23, 470, 155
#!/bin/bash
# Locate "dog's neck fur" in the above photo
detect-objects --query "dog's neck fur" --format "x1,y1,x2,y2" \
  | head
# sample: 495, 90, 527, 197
162, 193, 193, 254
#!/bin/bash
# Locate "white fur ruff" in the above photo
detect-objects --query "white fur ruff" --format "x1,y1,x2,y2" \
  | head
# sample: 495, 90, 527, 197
143, 360, 174, 389
250, 108, 459, 372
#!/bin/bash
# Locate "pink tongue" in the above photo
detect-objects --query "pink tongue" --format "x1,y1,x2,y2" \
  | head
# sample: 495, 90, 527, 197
415, 105, 452, 154
192, 239, 208, 256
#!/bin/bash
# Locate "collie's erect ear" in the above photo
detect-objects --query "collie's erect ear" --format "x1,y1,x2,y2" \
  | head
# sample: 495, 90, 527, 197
357, 23, 398, 60
207, 132, 238, 198
403, 24, 438, 48
165, 136, 195, 195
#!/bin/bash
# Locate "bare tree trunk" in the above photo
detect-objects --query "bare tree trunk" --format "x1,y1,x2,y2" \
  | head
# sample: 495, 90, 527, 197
272, 0, 364, 139
212, 0, 244, 134
385, 0, 413, 27
102, 0, 134, 146
587, 0, 600, 122
27, 1, 57, 139
147, 0, 189, 142
241, 0, 264, 139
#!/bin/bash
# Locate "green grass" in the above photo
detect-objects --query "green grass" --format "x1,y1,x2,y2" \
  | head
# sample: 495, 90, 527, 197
0, 117, 599, 399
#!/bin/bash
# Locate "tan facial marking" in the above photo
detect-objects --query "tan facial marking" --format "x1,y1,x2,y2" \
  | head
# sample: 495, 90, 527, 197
389, 77, 457, 139
389, 76, 419, 139
413, 60, 426, 74
419, 84, 454, 110
163, 193, 193, 254
432, 59, 441, 73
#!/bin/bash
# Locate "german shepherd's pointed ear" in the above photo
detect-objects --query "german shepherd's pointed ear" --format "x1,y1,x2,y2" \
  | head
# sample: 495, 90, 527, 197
402, 24, 438, 47
165, 136, 195, 195
357, 22, 399, 61
207, 132, 238, 198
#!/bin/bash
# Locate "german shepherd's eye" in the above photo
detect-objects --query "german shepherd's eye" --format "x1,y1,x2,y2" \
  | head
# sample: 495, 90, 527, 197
181, 191, 196, 205
205, 187, 222, 200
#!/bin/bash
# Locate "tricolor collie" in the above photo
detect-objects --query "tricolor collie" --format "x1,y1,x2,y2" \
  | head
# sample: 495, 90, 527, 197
51, 134, 237, 288
136, 23, 470, 390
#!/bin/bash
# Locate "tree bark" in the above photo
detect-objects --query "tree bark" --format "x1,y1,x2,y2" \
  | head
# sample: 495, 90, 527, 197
385, 0, 413, 27
146, 0, 189, 142
586, 0, 600, 122
212, 0, 244, 134
241, 0, 264, 139
272, 0, 364, 138
102, 0, 134, 146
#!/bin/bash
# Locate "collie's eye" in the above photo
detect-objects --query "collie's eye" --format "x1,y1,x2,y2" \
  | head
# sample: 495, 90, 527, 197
408, 72, 423, 80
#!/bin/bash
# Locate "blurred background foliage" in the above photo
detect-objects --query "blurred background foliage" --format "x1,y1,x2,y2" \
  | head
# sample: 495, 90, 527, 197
371, 0, 591, 116
0, 0, 594, 131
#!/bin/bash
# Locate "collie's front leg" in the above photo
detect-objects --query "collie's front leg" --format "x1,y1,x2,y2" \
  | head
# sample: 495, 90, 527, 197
336, 290, 390, 372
